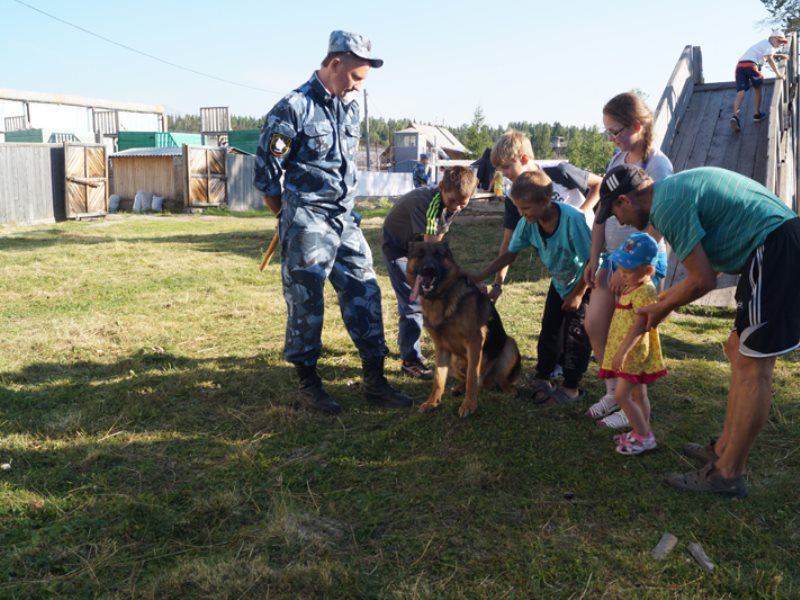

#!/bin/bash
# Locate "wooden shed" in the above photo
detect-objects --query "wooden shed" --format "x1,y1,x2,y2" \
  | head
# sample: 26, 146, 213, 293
110, 146, 185, 208
109, 145, 262, 211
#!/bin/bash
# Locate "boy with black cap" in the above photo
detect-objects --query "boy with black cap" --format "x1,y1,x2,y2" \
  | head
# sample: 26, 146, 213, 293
254, 31, 412, 415
596, 164, 800, 496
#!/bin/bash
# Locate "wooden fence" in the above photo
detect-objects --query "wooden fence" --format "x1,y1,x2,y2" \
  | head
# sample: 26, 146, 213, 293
0, 143, 66, 225
226, 153, 264, 211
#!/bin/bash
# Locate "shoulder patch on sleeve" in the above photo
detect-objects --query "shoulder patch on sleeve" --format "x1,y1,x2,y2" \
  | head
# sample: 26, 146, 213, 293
269, 133, 292, 157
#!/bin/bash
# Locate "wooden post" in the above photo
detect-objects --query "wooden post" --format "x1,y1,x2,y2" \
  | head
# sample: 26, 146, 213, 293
364, 89, 371, 170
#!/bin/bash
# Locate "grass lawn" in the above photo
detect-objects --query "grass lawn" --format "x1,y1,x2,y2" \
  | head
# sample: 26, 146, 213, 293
0, 212, 798, 598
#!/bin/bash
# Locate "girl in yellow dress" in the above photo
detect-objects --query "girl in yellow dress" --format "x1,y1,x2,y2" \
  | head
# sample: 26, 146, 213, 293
597, 233, 667, 455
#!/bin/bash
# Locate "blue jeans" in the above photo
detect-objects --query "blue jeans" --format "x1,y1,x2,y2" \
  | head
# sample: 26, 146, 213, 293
383, 254, 424, 363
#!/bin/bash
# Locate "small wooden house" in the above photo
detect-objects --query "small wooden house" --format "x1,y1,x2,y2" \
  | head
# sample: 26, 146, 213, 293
391, 123, 469, 173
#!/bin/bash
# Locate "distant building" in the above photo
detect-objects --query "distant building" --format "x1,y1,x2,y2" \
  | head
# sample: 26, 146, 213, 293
389, 122, 469, 173
0, 87, 166, 147
552, 135, 568, 158
356, 144, 388, 171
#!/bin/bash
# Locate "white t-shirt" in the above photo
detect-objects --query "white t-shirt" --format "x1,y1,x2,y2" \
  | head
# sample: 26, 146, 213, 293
502, 162, 593, 227
603, 149, 673, 255
740, 39, 775, 65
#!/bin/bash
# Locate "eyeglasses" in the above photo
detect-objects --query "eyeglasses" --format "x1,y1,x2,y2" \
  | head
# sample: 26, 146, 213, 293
605, 125, 627, 140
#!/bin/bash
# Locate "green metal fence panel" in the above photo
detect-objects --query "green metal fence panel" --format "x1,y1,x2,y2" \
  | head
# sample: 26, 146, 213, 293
227, 129, 260, 155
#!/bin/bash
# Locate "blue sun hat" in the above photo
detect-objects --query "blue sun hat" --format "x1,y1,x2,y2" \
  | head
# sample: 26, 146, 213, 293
609, 232, 658, 268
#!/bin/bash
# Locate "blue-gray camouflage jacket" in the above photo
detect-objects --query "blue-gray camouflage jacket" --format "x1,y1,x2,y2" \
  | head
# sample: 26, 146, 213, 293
254, 73, 361, 215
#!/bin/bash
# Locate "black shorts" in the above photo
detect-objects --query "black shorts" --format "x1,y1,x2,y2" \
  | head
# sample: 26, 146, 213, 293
735, 61, 764, 92
735, 218, 800, 357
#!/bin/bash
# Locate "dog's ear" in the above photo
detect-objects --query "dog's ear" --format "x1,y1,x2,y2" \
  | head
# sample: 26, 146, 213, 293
439, 240, 453, 258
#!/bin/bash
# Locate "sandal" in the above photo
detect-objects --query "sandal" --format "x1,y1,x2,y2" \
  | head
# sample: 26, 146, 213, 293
615, 431, 657, 456
538, 386, 586, 407
529, 379, 555, 404
665, 463, 747, 498
683, 437, 719, 464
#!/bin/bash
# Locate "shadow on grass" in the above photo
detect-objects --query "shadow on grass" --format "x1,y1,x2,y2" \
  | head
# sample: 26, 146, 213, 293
1, 347, 799, 597
0, 347, 397, 439
0, 221, 551, 286
660, 332, 727, 362
0, 229, 274, 264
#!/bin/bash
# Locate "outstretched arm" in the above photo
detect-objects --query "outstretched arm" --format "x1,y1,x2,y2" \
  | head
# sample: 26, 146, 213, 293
636, 243, 717, 330
561, 272, 589, 312
580, 172, 602, 214
487, 227, 515, 301
471, 251, 518, 284
612, 314, 648, 371
584, 220, 605, 287
766, 55, 786, 79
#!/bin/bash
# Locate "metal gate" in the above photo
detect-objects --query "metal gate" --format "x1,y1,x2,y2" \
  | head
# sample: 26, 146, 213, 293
183, 145, 227, 207
64, 143, 108, 218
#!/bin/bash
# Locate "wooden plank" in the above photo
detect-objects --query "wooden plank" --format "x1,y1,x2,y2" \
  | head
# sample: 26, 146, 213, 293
64, 143, 108, 218
653, 45, 699, 151
763, 82, 783, 191
208, 148, 225, 174
110, 156, 178, 202
209, 178, 226, 204
182, 144, 190, 207
685, 89, 727, 170
704, 87, 738, 170
738, 83, 775, 184
669, 89, 715, 171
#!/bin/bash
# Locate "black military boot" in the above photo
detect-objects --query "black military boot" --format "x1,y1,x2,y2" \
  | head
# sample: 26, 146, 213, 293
295, 364, 342, 415
362, 357, 414, 408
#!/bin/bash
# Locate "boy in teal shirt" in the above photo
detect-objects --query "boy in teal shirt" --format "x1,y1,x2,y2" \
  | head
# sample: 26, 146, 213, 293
473, 170, 592, 405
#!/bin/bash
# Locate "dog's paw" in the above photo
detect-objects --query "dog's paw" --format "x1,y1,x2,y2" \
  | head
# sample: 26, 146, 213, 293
419, 400, 440, 413
457, 400, 478, 418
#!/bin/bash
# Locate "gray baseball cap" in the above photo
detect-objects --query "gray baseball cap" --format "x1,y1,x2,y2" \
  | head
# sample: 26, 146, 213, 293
328, 30, 384, 68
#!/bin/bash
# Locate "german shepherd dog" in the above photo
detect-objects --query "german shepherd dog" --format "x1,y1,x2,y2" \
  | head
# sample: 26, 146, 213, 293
407, 241, 521, 417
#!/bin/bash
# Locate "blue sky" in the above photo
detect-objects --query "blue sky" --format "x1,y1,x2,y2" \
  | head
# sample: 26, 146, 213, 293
2, 0, 779, 128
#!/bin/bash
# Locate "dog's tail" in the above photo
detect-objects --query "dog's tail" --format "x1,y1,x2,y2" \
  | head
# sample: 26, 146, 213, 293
507, 338, 522, 385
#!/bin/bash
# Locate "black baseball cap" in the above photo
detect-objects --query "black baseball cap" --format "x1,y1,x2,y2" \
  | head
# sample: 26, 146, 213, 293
596, 164, 649, 224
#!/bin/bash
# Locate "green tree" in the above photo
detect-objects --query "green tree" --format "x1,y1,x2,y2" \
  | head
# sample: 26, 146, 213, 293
168, 114, 264, 133
566, 126, 614, 174
760, 0, 800, 27
168, 114, 200, 132
461, 106, 494, 157
231, 115, 263, 130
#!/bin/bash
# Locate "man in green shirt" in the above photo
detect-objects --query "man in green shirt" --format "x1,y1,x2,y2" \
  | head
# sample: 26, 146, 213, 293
595, 165, 800, 498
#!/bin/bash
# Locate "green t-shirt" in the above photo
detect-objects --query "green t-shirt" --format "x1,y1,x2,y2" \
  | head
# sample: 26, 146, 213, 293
650, 167, 795, 274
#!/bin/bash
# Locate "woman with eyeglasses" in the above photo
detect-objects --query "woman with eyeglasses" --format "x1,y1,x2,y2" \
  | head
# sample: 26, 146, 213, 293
582, 92, 674, 428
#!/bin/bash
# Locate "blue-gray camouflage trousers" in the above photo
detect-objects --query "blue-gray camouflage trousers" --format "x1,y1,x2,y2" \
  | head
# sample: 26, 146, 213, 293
279, 201, 388, 366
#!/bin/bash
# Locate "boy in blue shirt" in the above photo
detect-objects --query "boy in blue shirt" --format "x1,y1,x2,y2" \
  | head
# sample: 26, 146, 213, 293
473, 170, 592, 405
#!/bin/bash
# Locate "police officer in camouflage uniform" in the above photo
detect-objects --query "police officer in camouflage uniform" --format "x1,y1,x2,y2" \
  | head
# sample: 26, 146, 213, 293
412, 153, 432, 188
254, 30, 412, 415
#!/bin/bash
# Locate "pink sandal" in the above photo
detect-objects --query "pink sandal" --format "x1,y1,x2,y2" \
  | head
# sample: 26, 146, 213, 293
615, 431, 657, 456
